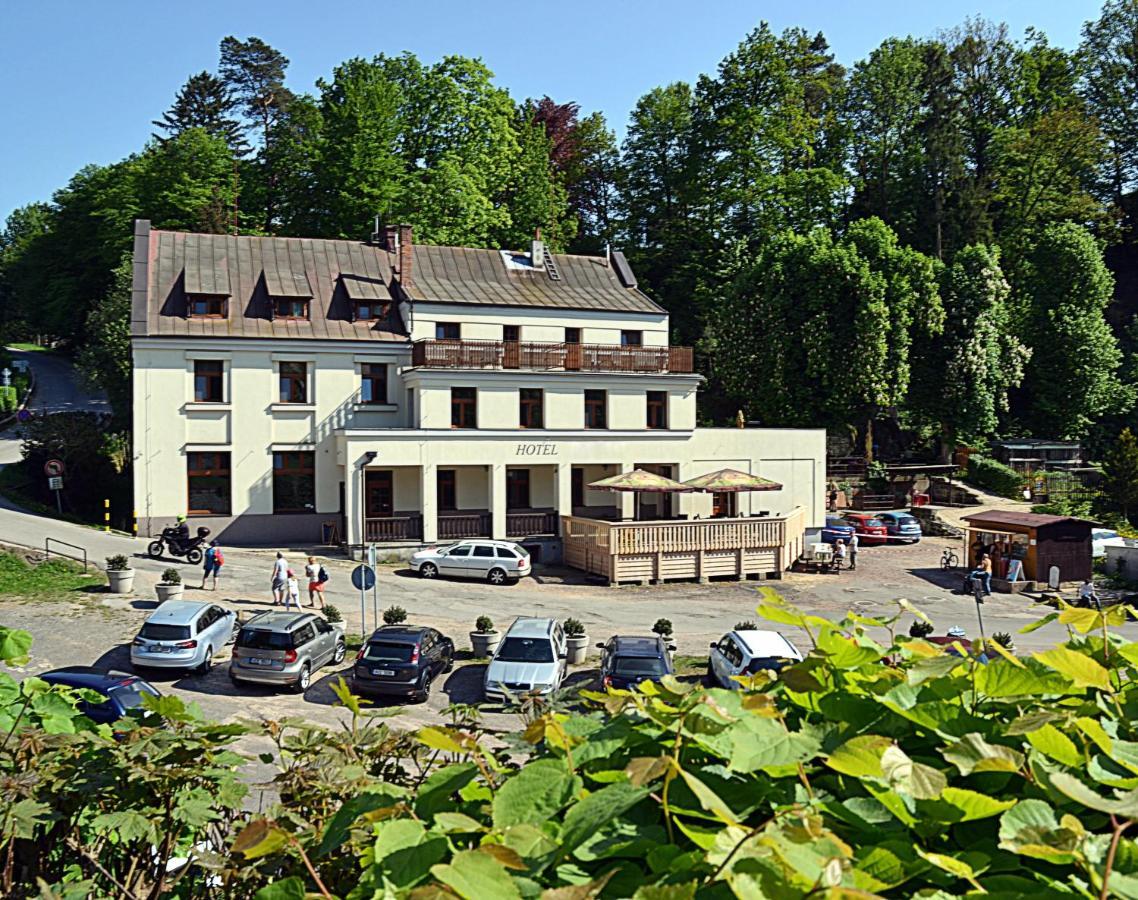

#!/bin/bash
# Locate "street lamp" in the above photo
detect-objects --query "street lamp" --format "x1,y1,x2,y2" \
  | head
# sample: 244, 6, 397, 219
359, 451, 378, 555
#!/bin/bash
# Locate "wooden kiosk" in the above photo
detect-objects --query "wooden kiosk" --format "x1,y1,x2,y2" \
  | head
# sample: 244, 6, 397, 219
960, 510, 1094, 588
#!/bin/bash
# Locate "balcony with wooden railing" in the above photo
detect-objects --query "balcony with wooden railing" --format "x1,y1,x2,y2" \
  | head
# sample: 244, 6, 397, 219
506, 510, 559, 538
410, 339, 695, 374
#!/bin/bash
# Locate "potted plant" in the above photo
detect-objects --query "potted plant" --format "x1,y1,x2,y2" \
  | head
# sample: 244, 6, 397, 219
155, 567, 183, 603
323, 604, 343, 624
470, 615, 500, 657
105, 554, 134, 594
382, 605, 407, 626
564, 617, 588, 665
652, 618, 673, 640
908, 620, 935, 639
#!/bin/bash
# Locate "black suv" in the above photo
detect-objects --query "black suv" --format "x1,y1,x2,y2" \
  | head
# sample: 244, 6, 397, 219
597, 635, 676, 690
352, 626, 455, 702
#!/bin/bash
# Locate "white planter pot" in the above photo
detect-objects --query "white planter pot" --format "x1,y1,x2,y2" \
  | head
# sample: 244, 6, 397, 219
470, 631, 501, 658
106, 569, 135, 594
566, 635, 589, 665
155, 582, 184, 603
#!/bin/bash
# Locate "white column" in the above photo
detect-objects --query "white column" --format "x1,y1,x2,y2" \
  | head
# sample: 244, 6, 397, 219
491, 463, 508, 539
420, 464, 437, 543
556, 463, 573, 522
620, 461, 635, 520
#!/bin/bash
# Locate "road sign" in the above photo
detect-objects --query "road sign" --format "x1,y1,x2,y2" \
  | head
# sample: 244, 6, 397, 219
47, 476, 63, 491
351, 564, 376, 591
43, 459, 65, 477
16, 409, 30, 422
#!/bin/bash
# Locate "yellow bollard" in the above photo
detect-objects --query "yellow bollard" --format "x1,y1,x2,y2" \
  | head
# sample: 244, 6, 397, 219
104, 498, 110, 533
132, 509, 138, 537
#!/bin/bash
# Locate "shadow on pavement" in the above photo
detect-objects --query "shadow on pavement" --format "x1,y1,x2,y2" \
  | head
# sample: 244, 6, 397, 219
443, 663, 486, 704
909, 566, 966, 592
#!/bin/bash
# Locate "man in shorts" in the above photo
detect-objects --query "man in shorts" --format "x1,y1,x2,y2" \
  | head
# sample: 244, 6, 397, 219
271, 552, 288, 605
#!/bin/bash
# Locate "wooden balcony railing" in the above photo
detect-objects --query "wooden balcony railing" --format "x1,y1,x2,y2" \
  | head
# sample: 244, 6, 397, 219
506, 510, 559, 538
364, 515, 423, 542
439, 513, 493, 540
411, 339, 694, 374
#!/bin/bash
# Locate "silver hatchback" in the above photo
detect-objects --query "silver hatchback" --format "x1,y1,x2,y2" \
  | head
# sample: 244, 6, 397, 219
130, 601, 237, 674
410, 539, 531, 585
229, 611, 346, 692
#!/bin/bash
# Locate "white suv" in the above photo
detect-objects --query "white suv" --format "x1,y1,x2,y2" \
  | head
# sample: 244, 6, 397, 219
484, 617, 567, 703
707, 629, 802, 689
410, 540, 531, 585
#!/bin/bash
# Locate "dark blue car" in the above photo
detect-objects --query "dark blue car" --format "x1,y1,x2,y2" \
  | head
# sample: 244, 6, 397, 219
821, 516, 856, 545
38, 667, 161, 724
597, 635, 675, 690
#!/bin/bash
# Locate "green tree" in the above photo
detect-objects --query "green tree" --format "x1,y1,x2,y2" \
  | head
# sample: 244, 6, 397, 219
1018, 223, 1126, 438
152, 71, 244, 152
135, 128, 240, 234
75, 253, 132, 419
218, 35, 292, 151
1102, 426, 1138, 521
1080, 0, 1138, 201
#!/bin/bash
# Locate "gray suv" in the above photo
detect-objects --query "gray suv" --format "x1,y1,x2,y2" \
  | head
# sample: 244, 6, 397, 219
229, 611, 345, 692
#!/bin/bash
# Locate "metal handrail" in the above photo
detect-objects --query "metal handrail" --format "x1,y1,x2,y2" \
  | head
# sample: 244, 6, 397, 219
45, 537, 89, 571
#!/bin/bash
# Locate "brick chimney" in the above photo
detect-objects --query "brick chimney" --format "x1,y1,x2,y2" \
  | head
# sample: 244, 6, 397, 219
397, 224, 413, 290
382, 224, 399, 254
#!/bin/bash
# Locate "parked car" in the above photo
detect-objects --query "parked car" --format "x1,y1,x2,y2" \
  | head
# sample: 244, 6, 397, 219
821, 516, 856, 545
229, 611, 345, 693
878, 511, 923, 544
707, 629, 803, 689
130, 601, 237, 674
352, 625, 454, 702
410, 539, 531, 585
843, 512, 889, 546
38, 667, 161, 724
597, 635, 675, 690
1092, 528, 1128, 559
484, 617, 567, 704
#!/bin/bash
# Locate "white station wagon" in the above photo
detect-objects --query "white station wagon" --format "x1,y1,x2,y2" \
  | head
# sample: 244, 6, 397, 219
410, 539, 531, 585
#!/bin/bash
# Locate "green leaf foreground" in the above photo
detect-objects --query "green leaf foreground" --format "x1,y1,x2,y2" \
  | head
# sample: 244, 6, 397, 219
10, 596, 1138, 897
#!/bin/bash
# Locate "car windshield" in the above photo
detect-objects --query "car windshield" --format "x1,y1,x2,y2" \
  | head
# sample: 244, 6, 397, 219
139, 623, 190, 641
613, 657, 666, 676
897, 516, 918, 525
108, 681, 159, 710
863, 519, 884, 528
496, 637, 554, 663
237, 628, 293, 651
363, 641, 414, 663
746, 657, 793, 674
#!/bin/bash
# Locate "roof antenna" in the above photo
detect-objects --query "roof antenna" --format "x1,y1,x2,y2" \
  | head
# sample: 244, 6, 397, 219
605, 242, 611, 266
371, 215, 380, 245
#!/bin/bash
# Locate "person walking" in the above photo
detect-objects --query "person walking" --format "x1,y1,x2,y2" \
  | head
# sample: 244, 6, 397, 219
848, 531, 859, 571
200, 540, 223, 590
979, 553, 993, 596
285, 569, 300, 610
305, 556, 327, 609
271, 552, 288, 605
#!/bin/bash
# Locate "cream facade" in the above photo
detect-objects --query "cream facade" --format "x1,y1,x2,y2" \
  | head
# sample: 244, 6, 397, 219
129, 221, 826, 558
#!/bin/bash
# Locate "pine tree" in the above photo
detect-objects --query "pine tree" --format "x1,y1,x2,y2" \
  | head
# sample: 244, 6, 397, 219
1103, 428, 1138, 523
152, 72, 244, 152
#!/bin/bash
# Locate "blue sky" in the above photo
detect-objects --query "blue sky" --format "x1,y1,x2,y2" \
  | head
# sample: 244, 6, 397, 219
0, 0, 1103, 221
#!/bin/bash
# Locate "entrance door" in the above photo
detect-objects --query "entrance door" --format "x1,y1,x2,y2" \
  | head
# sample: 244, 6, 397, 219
365, 470, 393, 518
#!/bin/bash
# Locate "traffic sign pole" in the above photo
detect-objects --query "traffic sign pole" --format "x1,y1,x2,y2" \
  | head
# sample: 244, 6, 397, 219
350, 564, 377, 641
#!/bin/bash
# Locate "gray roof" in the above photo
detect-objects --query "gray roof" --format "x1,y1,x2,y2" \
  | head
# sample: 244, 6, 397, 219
135, 229, 406, 342
132, 225, 663, 344
406, 245, 664, 315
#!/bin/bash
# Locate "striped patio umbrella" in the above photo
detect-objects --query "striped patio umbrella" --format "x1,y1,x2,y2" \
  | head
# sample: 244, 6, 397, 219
682, 468, 783, 492
588, 468, 692, 521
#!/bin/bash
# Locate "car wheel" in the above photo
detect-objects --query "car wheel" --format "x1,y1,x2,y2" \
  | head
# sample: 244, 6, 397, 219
147, 541, 164, 559
487, 567, 507, 586
705, 659, 715, 687
443, 651, 454, 673
228, 669, 241, 686
292, 664, 311, 693
332, 640, 346, 665
186, 548, 203, 565
420, 562, 438, 579
416, 671, 432, 703
196, 647, 213, 676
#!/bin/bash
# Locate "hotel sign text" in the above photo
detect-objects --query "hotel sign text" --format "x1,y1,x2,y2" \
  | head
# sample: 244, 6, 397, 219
516, 442, 558, 456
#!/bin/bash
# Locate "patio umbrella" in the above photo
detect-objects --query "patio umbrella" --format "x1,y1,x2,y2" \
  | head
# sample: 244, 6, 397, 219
588, 468, 692, 521
683, 468, 783, 517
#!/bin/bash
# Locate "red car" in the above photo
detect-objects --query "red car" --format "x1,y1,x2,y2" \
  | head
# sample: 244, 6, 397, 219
843, 513, 889, 546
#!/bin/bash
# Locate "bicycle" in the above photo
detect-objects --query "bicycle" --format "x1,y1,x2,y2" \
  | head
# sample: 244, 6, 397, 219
940, 548, 959, 570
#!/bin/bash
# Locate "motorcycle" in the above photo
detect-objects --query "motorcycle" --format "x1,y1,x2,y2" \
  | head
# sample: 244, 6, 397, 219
148, 526, 211, 565
958, 571, 986, 604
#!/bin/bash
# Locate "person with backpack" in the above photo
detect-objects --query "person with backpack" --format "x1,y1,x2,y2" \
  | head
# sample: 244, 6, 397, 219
200, 540, 223, 590
305, 555, 328, 609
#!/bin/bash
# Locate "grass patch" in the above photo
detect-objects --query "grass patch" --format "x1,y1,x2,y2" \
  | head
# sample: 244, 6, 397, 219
6, 343, 47, 352
0, 551, 104, 600
673, 654, 708, 676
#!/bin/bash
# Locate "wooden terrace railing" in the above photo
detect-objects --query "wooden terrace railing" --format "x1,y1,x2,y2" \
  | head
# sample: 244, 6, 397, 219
506, 511, 559, 538
439, 513, 493, 540
411, 339, 695, 374
364, 516, 423, 542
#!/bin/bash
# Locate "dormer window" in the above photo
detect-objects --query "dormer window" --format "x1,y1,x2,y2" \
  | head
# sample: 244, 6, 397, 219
273, 297, 310, 320
188, 295, 228, 318
353, 302, 386, 321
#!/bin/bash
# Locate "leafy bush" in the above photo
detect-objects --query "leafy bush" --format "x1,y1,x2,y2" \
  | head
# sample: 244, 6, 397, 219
964, 454, 1024, 498
323, 604, 342, 623
563, 617, 585, 637
0, 385, 17, 412
908, 619, 935, 637
734, 619, 758, 631
992, 630, 1016, 650
104, 554, 130, 571
652, 617, 673, 637
160, 567, 180, 584
14, 592, 1138, 896
382, 604, 407, 625
474, 614, 495, 634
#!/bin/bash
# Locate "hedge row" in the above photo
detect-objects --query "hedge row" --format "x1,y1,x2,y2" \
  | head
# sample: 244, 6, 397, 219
964, 453, 1023, 498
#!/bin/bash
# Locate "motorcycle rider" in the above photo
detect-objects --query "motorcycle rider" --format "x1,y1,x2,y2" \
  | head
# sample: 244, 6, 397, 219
169, 514, 190, 552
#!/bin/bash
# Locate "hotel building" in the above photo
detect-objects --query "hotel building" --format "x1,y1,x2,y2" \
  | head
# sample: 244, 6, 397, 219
130, 219, 824, 576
